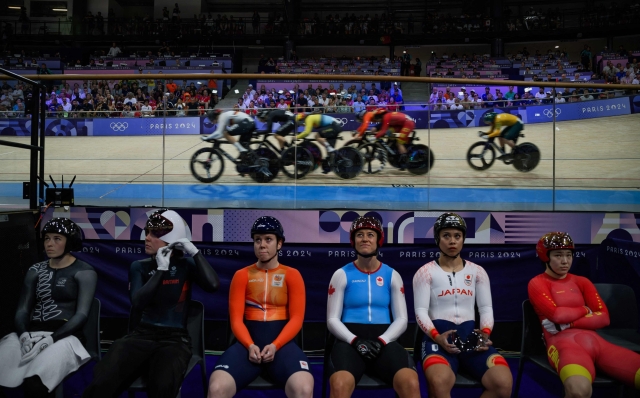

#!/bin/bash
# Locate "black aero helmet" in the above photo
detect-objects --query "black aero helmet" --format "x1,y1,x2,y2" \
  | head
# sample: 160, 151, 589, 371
433, 212, 467, 245
251, 216, 285, 242
257, 109, 270, 120
42, 217, 83, 252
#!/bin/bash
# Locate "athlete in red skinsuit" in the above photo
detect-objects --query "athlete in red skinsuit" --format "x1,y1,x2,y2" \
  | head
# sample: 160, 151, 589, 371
354, 109, 415, 170
528, 232, 640, 398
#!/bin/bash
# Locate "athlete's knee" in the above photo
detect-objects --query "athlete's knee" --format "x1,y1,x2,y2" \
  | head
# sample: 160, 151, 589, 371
564, 379, 592, 398
330, 371, 355, 393
393, 368, 420, 393
286, 372, 314, 398
207, 371, 235, 398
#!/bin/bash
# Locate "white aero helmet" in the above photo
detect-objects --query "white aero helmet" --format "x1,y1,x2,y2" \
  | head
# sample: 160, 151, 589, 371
144, 209, 189, 244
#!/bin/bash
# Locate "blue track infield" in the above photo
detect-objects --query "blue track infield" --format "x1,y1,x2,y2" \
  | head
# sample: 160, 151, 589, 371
1, 182, 638, 211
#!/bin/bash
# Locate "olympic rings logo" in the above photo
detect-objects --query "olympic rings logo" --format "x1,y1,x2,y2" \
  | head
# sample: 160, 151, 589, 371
543, 108, 561, 118
335, 118, 349, 127
110, 122, 129, 131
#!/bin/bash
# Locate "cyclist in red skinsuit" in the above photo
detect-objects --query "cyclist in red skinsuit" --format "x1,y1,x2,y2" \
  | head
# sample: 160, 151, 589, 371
354, 109, 415, 168
528, 232, 640, 398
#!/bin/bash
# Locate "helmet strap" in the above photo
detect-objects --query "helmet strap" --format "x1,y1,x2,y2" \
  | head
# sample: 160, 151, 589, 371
355, 248, 378, 258
440, 250, 461, 259
545, 262, 563, 277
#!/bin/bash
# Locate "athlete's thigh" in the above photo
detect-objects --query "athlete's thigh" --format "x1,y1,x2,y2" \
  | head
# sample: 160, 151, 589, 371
276, 120, 294, 136
370, 341, 414, 385
548, 334, 596, 383
214, 342, 262, 390
330, 340, 367, 383
459, 346, 509, 381
267, 341, 311, 386
420, 333, 459, 374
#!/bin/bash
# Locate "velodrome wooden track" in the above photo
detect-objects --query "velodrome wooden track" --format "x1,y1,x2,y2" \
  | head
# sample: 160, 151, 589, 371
1, 114, 639, 192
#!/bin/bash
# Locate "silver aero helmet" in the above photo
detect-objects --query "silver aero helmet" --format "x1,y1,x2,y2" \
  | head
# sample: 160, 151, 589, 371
144, 209, 188, 245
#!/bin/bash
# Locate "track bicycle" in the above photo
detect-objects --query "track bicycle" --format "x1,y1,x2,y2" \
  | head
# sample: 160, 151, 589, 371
282, 136, 365, 179
466, 132, 540, 172
344, 130, 435, 175
191, 131, 315, 183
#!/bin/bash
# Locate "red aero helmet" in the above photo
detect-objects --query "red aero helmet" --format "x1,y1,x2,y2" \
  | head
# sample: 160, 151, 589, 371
536, 232, 575, 262
350, 216, 384, 248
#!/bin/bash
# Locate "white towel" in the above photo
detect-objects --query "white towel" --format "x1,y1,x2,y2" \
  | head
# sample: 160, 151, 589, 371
0, 332, 91, 392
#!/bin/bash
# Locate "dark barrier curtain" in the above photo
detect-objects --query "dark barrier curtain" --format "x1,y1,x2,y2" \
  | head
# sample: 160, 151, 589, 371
74, 241, 599, 323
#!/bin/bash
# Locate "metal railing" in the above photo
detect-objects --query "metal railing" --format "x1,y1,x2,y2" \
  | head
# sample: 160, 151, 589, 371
0, 67, 46, 210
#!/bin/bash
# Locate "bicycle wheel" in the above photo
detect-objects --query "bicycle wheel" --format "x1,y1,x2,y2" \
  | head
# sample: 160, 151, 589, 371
249, 147, 280, 183
512, 143, 541, 172
343, 138, 366, 148
299, 141, 323, 171
280, 146, 314, 179
406, 144, 435, 175
357, 142, 387, 174
190, 148, 225, 183
332, 146, 364, 179
466, 141, 496, 171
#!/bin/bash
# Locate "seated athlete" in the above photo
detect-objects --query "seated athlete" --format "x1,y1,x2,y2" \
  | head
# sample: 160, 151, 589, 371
354, 109, 414, 169
201, 109, 257, 159
529, 232, 640, 398
482, 112, 524, 160
83, 209, 220, 398
295, 112, 341, 173
0, 218, 97, 397
208, 216, 313, 398
327, 216, 420, 398
256, 109, 296, 150
413, 213, 512, 398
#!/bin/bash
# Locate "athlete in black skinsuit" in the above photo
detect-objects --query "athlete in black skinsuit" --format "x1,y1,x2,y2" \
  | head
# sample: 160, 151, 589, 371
83, 209, 220, 398
0, 217, 97, 398
257, 109, 296, 150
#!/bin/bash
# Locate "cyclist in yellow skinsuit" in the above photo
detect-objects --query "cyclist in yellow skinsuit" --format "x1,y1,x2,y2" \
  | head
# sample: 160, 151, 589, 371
295, 113, 342, 174
483, 112, 524, 160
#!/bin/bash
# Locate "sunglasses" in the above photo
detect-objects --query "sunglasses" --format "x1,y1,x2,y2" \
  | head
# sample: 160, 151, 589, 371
450, 330, 486, 352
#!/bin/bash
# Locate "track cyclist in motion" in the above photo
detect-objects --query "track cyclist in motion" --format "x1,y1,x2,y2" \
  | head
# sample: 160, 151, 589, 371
201, 109, 256, 160
354, 109, 414, 170
482, 112, 524, 161
256, 109, 296, 150
295, 112, 343, 174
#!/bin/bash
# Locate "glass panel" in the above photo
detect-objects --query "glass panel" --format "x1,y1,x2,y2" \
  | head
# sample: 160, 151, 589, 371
553, 89, 640, 212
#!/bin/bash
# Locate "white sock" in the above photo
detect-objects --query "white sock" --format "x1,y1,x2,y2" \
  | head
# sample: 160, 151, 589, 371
325, 144, 335, 152
235, 142, 247, 152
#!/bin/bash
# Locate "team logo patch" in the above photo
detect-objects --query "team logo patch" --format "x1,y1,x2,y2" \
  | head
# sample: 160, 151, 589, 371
272, 274, 285, 287
486, 353, 501, 368
376, 276, 384, 286
547, 345, 560, 371
56, 278, 67, 287
300, 360, 309, 370
432, 344, 439, 352
464, 274, 472, 286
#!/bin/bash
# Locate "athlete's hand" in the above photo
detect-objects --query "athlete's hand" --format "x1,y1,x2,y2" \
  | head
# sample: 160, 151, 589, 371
474, 329, 492, 351
19, 335, 53, 366
167, 238, 199, 257
156, 248, 172, 271
351, 337, 382, 361
541, 319, 570, 334
435, 330, 461, 354
248, 344, 262, 364
261, 343, 277, 363
19, 332, 34, 355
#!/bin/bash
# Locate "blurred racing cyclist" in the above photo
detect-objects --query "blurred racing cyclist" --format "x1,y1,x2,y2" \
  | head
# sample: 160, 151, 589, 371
295, 112, 342, 174
482, 112, 524, 161
201, 109, 256, 159
354, 109, 413, 169
256, 109, 296, 150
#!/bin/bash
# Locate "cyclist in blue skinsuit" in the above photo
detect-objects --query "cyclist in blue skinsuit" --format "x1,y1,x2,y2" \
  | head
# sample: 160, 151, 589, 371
326, 216, 420, 398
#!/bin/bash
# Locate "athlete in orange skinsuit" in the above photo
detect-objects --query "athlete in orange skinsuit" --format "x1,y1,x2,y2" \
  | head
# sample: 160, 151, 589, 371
528, 232, 640, 398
